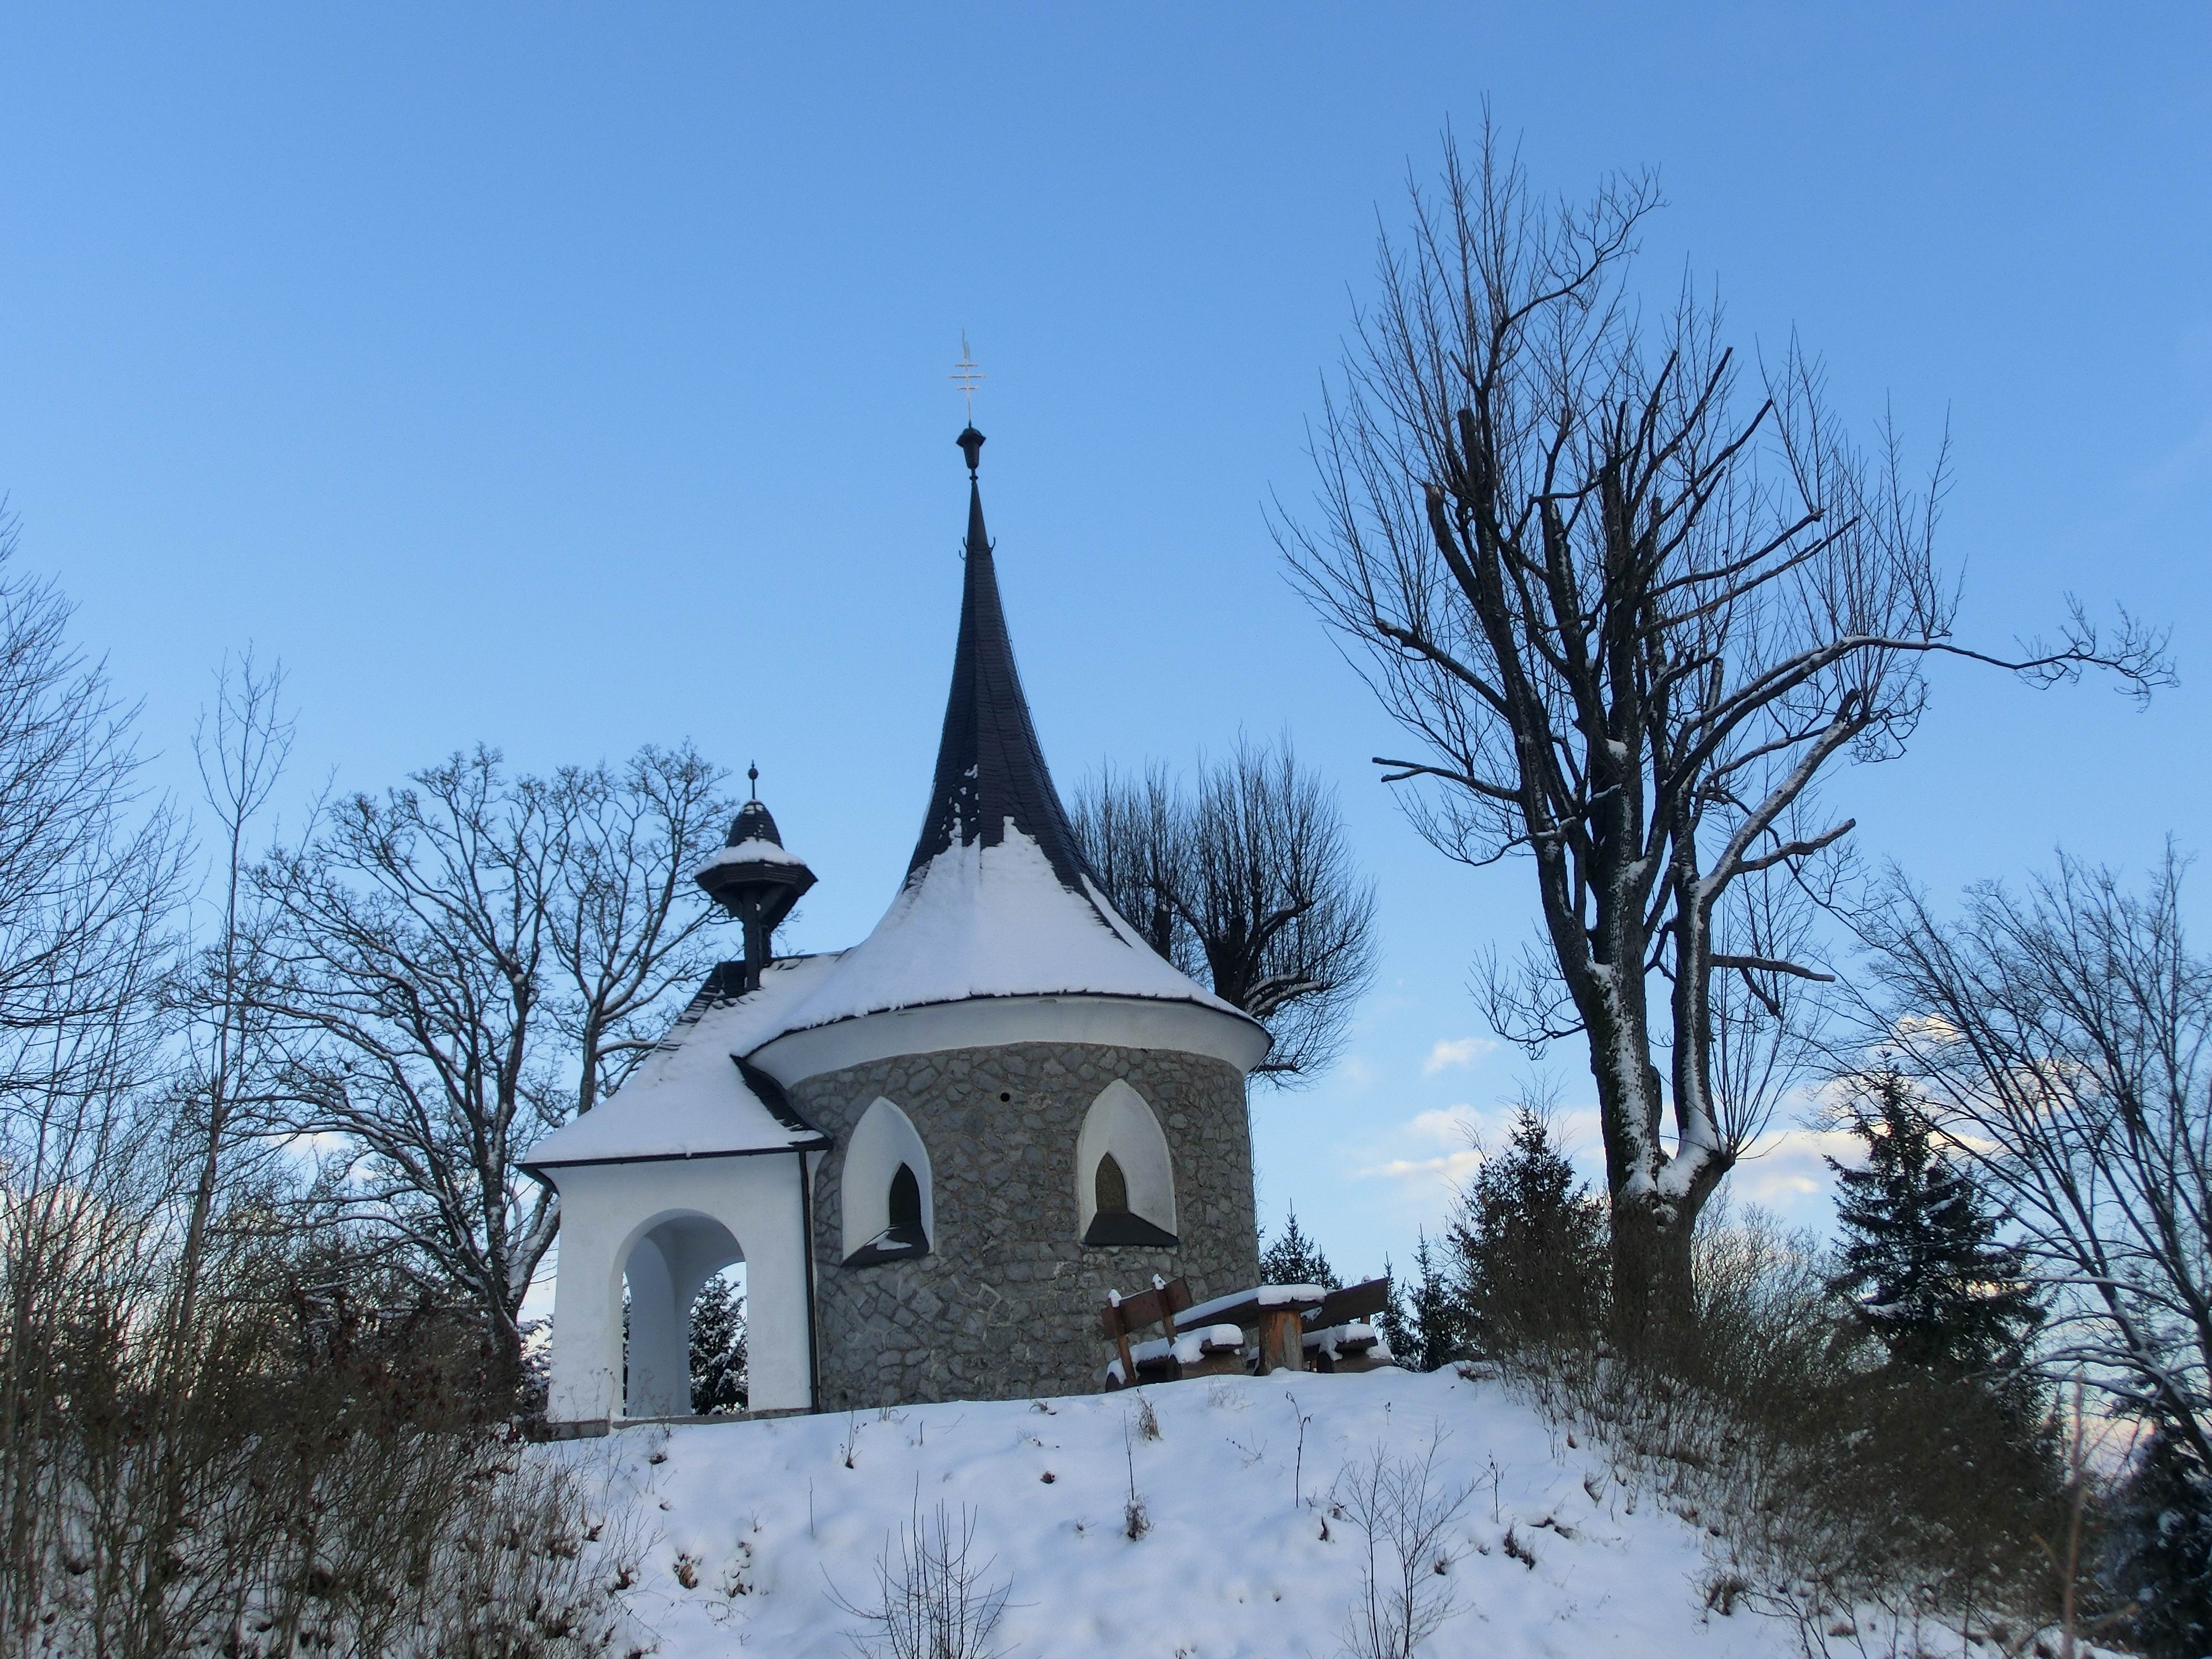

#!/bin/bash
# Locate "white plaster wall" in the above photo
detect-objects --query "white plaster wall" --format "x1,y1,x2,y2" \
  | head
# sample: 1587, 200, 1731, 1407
1074, 1079, 1176, 1238
544, 1152, 814, 1422
622, 1229, 686, 1416
839, 1097, 934, 1259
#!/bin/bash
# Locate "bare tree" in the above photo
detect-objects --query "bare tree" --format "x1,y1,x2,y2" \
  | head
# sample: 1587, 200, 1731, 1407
1331, 1426, 1476, 1659
249, 744, 731, 1394
1278, 125, 2165, 1323
0, 512, 182, 1117
170, 650, 295, 1341
0, 512, 185, 1650
1858, 852, 2212, 1466
1074, 763, 1180, 960
1073, 738, 1377, 1080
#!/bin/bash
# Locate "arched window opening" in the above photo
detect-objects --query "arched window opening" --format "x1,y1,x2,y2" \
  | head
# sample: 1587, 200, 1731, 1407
1094, 1153, 1129, 1217
1079, 1083, 1178, 1249
842, 1098, 934, 1267
619, 1211, 741, 1419
888, 1164, 922, 1232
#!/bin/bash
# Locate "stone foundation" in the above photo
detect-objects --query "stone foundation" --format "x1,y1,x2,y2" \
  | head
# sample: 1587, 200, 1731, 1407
788, 1040, 1259, 1408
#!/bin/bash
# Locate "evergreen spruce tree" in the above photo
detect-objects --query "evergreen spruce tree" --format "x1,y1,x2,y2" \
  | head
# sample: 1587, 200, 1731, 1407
1381, 1229, 1477, 1371
1377, 1250, 1412, 1363
1825, 1065, 2044, 1384
1450, 1108, 1607, 1349
1260, 1204, 1341, 1290
2105, 1419, 2212, 1659
688, 1274, 748, 1415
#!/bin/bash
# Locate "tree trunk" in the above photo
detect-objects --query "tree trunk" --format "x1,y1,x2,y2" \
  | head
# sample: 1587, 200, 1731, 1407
1608, 1191, 1696, 1353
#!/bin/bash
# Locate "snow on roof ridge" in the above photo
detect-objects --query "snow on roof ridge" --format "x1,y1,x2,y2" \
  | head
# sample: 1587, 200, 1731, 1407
769, 821, 1255, 1038
520, 952, 844, 1169
695, 837, 807, 874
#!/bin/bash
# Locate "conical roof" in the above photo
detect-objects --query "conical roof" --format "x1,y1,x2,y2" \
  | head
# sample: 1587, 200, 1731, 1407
906, 427, 1094, 890
765, 429, 1261, 1042
728, 795, 784, 848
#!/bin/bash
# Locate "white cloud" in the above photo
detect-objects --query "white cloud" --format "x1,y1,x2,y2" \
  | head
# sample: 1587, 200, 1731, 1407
1728, 1123, 1856, 1219
1406, 1104, 1481, 1145
1347, 1103, 1484, 1194
1358, 1148, 1485, 1188
1422, 1036, 1497, 1076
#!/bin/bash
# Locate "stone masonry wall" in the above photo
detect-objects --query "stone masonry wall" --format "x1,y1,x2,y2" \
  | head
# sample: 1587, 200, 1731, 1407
788, 1041, 1259, 1410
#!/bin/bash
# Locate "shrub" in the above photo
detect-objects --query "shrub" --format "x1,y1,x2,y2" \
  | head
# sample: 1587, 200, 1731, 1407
830, 1498, 1011, 1659
1331, 1427, 1475, 1659
0, 1178, 643, 1657
1483, 1206, 2069, 1649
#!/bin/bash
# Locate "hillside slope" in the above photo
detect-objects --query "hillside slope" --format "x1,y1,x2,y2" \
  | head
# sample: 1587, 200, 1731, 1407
573, 1365, 1960, 1658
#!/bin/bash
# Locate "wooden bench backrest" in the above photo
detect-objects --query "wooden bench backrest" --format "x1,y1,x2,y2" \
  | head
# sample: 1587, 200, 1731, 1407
1098, 1277, 1192, 1341
1314, 1276, 1392, 1329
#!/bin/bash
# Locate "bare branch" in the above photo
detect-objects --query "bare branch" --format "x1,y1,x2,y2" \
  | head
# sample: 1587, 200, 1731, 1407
1275, 121, 2164, 1326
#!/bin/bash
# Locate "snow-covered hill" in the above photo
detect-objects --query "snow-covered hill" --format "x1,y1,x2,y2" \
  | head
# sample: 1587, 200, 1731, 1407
570, 1366, 1957, 1658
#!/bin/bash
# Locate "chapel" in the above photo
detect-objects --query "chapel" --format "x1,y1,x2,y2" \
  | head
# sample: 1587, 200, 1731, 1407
525, 425, 1269, 1425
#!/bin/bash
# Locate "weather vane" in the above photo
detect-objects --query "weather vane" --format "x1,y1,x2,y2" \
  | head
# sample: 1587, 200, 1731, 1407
948, 332, 985, 424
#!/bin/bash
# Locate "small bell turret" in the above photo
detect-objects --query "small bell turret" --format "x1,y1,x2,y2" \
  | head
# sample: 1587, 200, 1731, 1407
695, 765, 816, 992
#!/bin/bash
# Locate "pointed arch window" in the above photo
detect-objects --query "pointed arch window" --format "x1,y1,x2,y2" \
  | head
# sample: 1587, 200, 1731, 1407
1094, 1153, 1129, 1219
1077, 1082, 1178, 1248
842, 1099, 934, 1267
888, 1164, 922, 1233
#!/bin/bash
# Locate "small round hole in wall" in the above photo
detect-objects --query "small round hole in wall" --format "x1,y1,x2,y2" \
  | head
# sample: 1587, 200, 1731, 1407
999, 1091, 1012, 1103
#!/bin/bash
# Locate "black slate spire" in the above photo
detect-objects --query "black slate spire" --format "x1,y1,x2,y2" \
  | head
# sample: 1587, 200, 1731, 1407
906, 426, 1096, 891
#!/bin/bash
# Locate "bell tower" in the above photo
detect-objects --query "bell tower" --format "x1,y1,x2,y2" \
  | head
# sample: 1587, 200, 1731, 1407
695, 767, 816, 992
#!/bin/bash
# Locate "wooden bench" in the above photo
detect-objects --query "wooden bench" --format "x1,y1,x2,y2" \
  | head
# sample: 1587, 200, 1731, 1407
1174, 1284, 1328, 1374
1100, 1277, 1246, 1388
1098, 1275, 1396, 1385
1310, 1279, 1395, 1371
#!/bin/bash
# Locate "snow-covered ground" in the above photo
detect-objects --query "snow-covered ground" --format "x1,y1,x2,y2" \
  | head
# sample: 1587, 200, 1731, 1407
571, 1366, 1911, 1657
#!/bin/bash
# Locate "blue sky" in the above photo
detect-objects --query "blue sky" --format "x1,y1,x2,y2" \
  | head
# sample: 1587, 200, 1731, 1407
3, 6, 2207, 1278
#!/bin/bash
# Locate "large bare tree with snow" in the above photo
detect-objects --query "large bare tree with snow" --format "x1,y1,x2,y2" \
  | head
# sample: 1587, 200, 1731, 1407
1280, 128, 2164, 1327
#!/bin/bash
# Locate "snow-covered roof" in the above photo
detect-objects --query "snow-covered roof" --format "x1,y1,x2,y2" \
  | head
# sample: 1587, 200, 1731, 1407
759, 431, 1264, 1047
695, 837, 807, 876
521, 954, 841, 1170
770, 822, 1254, 1035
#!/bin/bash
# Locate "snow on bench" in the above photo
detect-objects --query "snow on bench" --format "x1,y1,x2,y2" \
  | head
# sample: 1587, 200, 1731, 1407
1097, 1276, 1396, 1386
1301, 1320, 1394, 1373
1103, 1324, 1246, 1387
1178, 1282, 1329, 1326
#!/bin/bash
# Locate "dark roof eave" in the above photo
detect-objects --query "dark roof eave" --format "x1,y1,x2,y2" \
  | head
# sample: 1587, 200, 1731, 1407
521, 1137, 832, 1180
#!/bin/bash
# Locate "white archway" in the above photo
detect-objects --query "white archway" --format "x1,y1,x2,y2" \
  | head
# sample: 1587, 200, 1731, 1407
841, 1097, 935, 1264
1076, 1079, 1177, 1246
620, 1210, 742, 1417
540, 1151, 817, 1425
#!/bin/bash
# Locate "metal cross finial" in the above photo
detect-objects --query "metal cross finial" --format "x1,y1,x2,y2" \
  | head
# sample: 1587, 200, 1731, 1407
747, 761, 758, 801
948, 332, 985, 423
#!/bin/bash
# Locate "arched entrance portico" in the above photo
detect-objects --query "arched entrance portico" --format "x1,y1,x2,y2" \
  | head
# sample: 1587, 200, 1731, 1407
532, 1148, 819, 1425
621, 1212, 742, 1417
